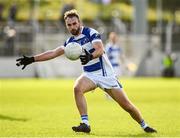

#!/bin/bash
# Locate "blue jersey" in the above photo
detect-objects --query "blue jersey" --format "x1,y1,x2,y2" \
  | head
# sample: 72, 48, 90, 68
64, 26, 115, 77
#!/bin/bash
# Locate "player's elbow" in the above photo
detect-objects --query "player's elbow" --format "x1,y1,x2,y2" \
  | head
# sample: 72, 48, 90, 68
93, 42, 104, 57
99, 49, 104, 56
93, 48, 104, 58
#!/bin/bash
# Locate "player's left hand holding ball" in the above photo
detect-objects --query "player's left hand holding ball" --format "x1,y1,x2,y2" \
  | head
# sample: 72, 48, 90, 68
16, 55, 35, 70
80, 49, 93, 65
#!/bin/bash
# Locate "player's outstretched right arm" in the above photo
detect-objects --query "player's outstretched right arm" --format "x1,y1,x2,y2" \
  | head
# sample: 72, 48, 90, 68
34, 46, 64, 62
16, 46, 64, 70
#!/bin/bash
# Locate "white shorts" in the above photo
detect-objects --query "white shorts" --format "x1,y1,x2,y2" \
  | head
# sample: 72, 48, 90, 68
83, 72, 123, 90
113, 66, 122, 77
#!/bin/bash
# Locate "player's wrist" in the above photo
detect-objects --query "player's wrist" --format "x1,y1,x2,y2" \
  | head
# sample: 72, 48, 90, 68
26, 56, 35, 64
30, 56, 35, 63
89, 54, 93, 60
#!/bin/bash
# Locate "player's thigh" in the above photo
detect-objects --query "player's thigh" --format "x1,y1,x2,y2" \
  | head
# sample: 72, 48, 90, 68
74, 74, 96, 93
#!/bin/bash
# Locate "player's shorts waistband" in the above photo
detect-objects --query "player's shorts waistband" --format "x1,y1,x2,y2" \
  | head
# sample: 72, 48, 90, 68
83, 62, 101, 72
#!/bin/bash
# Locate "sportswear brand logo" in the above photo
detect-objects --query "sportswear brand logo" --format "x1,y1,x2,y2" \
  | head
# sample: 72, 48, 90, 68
112, 85, 118, 87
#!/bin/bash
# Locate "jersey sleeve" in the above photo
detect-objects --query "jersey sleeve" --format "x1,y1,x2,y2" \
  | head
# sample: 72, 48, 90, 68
63, 37, 74, 47
63, 41, 67, 47
89, 28, 102, 43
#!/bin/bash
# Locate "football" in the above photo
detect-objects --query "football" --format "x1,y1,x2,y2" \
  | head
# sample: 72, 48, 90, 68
64, 42, 83, 60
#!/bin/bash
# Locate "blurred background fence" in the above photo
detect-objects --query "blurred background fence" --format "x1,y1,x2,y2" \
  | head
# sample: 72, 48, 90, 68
0, 0, 180, 78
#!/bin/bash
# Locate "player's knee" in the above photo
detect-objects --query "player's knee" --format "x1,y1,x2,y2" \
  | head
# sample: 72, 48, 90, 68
74, 86, 83, 95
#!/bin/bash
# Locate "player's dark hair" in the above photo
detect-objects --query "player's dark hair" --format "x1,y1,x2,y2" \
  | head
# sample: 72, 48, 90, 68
64, 9, 80, 20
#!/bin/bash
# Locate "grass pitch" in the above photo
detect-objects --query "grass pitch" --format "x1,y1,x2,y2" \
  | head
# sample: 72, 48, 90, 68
0, 78, 180, 137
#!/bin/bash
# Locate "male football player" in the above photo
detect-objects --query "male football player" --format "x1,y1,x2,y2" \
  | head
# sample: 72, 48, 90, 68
16, 9, 157, 134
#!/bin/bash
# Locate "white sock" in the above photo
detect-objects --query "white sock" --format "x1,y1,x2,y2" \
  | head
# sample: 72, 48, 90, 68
81, 115, 89, 126
140, 120, 148, 129
82, 119, 89, 126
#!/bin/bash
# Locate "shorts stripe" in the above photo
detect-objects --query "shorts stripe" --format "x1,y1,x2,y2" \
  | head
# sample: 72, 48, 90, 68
116, 80, 123, 88
99, 56, 107, 76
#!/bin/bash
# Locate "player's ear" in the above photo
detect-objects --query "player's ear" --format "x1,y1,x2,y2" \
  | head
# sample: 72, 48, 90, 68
79, 20, 83, 26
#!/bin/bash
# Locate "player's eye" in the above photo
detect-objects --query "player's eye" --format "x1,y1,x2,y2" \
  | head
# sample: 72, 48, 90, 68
72, 22, 77, 25
67, 24, 72, 27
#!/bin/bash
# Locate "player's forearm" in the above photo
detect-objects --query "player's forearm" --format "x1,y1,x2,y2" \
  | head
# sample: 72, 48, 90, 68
92, 42, 104, 59
34, 47, 64, 62
34, 50, 58, 62
92, 48, 104, 59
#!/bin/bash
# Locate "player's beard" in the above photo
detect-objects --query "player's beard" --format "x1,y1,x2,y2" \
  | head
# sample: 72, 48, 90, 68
71, 26, 81, 36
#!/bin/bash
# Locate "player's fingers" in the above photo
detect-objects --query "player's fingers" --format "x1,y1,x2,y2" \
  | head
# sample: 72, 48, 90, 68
22, 65, 26, 70
80, 57, 86, 61
81, 60, 87, 64
84, 49, 89, 55
80, 59, 86, 62
16, 58, 23, 61
80, 57, 85, 59
81, 62, 86, 65
16, 62, 21, 66
82, 60, 86, 63
80, 55, 86, 58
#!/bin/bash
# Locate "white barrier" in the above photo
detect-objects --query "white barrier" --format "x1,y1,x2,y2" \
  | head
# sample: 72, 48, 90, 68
0, 57, 35, 78
0, 56, 82, 78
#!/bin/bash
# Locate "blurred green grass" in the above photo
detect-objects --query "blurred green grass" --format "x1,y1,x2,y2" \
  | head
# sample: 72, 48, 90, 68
0, 78, 180, 137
